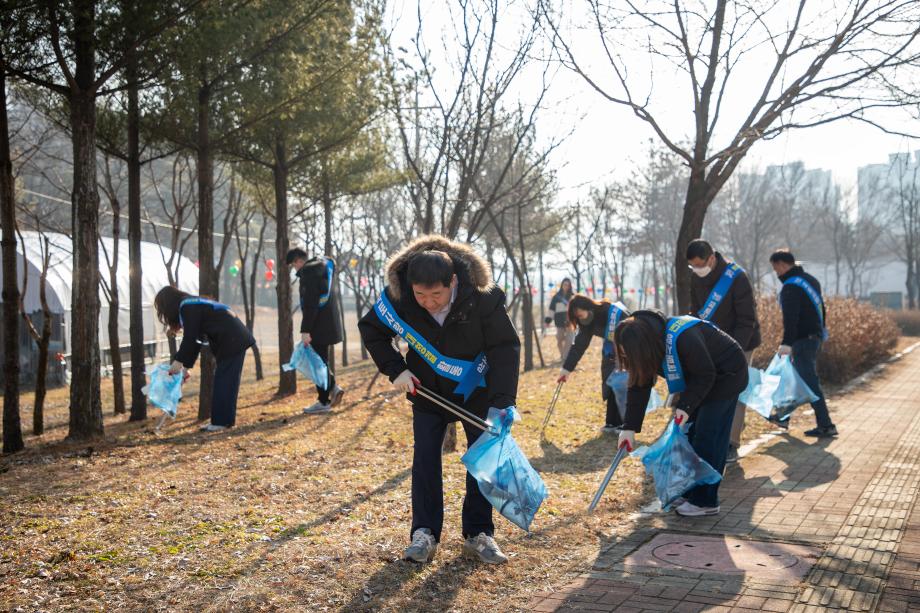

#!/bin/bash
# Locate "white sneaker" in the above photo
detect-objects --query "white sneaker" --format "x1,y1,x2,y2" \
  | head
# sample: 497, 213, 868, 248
675, 501, 720, 517
404, 528, 437, 563
199, 423, 229, 432
302, 401, 332, 415
463, 533, 508, 565
329, 386, 345, 408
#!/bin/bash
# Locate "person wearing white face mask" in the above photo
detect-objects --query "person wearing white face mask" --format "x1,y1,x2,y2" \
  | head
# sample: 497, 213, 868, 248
686, 239, 760, 464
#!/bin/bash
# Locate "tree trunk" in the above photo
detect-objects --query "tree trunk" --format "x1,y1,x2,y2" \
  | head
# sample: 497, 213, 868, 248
322, 175, 336, 372
196, 76, 216, 420
249, 241, 264, 380
107, 201, 125, 415
67, 12, 105, 441
538, 249, 545, 336
673, 168, 711, 313
273, 145, 296, 396
126, 54, 147, 422
33, 240, 53, 436
0, 68, 23, 453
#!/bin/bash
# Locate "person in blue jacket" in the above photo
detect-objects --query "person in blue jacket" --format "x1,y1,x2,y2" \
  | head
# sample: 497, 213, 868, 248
154, 286, 255, 432
614, 310, 748, 517
770, 249, 837, 438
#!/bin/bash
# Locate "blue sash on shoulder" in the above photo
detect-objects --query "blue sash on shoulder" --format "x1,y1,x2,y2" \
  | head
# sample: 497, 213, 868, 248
602, 302, 628, 357
781, 277, 829, 341
698, 262, 743, 321
178, 298, 229, 328
662, 316, 709, 394
374, 290, 488, 401
318, 258, 335, 308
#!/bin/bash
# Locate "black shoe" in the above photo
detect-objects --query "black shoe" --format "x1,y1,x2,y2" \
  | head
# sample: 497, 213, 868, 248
767, 415, 789, 430
804, 425, 838, 438
725, 446, 739, 464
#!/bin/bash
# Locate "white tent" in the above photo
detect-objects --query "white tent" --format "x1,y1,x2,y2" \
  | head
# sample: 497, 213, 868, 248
3, 231, 198, 355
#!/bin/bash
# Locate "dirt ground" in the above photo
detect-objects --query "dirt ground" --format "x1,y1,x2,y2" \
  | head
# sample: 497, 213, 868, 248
0, 346, 782, 612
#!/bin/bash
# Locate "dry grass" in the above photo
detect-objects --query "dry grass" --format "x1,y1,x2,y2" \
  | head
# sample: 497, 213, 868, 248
0, 347, 779, 613
890, 309, 920, 337
752, 297, 899, 384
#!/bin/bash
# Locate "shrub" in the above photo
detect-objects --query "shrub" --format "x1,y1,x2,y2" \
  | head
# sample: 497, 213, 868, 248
751, 296, 899, 385
889, 309, 920, 337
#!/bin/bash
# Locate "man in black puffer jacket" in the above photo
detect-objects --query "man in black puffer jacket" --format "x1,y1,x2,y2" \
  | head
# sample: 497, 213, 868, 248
286, 248, 345, 414
359, 235, 520, 566
770, 249, 836, 438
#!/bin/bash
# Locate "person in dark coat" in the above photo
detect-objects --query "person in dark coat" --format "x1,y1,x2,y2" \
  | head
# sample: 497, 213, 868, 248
557, 294, 631, 433
286, 248, 345, 414
614, 310, 748, 517
687, 239, 761, 463
155, 286, 256, 432
358, 235, 520, 566
770, 249, 836, 437
546, 278, 575, 361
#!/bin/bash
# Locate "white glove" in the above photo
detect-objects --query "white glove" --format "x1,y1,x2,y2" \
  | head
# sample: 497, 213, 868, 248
674, 409, 690, 426
301, 333, 312, 346
557, 368, 571, 383
617, 429, 636, 452
393, 369, 420, 394
168, 360, 185, 376
778, 344, 792, 357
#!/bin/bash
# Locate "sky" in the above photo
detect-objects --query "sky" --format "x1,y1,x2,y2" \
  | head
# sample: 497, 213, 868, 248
386, 0, 920, 204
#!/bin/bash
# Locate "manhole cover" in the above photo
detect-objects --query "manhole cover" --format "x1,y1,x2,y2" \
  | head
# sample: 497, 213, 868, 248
623, 533, 820, 580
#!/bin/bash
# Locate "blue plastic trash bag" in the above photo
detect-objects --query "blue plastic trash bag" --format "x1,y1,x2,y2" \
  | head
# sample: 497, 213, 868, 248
142, 364, 183, 418
765, 354, 818, 416
739, 366, 781, 420
607, 371, 664, 415
282, 342, 329, 389
461, 407, 548, 531
631, 420, 722, 511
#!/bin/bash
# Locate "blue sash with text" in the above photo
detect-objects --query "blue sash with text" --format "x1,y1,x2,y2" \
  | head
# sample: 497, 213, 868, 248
602, 302, 629, 356
662, 316, 708, 394
781, 277, 829, 341
698, 263, 743, 321
318, 258, 335, 308
374, 290, 488, 400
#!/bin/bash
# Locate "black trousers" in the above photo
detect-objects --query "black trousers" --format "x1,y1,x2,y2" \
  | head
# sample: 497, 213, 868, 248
410, 407, 494, 542
605, 392, 624, 427
311, 343, 337, 404
210, 349, 247, 427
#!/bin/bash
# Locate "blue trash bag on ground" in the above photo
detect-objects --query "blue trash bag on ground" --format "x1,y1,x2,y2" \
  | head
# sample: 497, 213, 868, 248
142, 364, 183, 418
631, 420, 722, 511
739, 366, 781, 420
607, 371, 664, 415
461, 407, 549, 531
282, 342, 329, 389
765, 354, 818, 417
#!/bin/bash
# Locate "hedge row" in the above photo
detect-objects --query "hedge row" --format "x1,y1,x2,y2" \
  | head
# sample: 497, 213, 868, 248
751, 297, 899, 385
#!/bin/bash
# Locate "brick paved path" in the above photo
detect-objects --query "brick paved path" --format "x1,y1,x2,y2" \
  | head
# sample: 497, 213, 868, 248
528, 346, 920, 612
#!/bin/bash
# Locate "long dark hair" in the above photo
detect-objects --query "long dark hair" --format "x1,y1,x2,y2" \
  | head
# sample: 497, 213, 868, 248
614, 317, 665, 387
566, 294, 610, 328
558, 277, 574, 298
154, 286, 192, 330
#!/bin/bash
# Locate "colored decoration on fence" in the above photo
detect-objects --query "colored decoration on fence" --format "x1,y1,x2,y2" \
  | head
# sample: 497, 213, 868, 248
265, 258, 275, 270
265, 269, 275, 281
229, 265, 240, 277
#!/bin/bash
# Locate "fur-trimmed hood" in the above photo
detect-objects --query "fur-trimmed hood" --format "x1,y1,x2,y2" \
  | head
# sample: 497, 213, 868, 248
385, 235, 494, 302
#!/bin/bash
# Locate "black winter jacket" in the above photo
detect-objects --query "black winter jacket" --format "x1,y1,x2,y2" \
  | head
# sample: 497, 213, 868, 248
548, 291, 572, 327
624, 310, 748, 433
358, 236, 521, 418
689, 253, 761, 351
778, 266, 826, 345
563, 301, 628, 400
174, 301, 255, 368
298, 257, 343, 346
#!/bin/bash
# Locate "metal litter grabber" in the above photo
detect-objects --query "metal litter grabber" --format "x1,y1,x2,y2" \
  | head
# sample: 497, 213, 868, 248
540, 380, 564, 436
588, 445, 629, 513
415, 385, 493, 433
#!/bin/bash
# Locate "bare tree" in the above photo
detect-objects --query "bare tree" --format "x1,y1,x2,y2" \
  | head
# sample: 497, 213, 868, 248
98, 152, 126, 415
232, 201, 266, 381
544, 0, 920, 310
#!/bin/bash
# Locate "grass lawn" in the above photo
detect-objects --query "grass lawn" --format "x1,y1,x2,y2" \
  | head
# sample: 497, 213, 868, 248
1, 348, 780, 612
